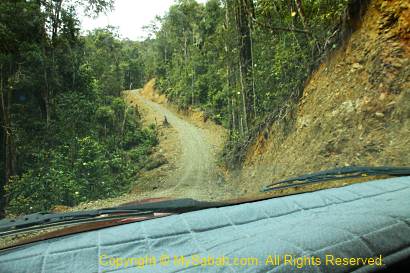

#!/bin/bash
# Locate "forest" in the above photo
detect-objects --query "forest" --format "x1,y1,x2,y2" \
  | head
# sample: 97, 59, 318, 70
0, 0, 358, 217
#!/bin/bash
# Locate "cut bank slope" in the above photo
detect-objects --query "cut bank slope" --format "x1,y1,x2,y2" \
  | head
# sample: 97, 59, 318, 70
236, 0, 410, 194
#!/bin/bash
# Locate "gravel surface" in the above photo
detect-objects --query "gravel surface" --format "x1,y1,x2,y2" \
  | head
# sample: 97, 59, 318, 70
134, 91, 234, 201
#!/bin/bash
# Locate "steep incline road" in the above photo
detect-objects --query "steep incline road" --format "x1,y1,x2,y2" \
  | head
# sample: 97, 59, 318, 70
131, 90, 226, 200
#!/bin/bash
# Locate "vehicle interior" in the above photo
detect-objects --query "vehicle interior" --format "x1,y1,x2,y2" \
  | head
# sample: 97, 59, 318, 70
0, 0, 409, 272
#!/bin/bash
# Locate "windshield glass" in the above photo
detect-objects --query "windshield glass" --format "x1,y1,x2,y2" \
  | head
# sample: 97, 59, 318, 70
0, 0, 409, 248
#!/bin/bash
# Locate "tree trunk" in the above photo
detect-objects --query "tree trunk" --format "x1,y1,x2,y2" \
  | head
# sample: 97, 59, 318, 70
0, 65, 16, 218
121, 106, 128, 143
191, 69, 195, 105
0, 66, 7, 218
41, 57, 51, 127
51, 0, 64, 44
224, 0, 236, 135
239, 62, 248, 133
235, 0, 255, 129
294, 0, 308, 32
249, 25, 257, 118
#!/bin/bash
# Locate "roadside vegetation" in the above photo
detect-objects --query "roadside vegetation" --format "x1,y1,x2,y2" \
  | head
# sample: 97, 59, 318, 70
0, 0, 157, 216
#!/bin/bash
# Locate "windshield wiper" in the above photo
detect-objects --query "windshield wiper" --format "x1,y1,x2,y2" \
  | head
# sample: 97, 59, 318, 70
3, 167, 409, 240
0, 199, 225, 237
261, 166, 410, 192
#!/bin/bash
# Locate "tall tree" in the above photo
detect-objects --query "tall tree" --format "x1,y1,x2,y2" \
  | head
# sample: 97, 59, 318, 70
234, 0, 255, 132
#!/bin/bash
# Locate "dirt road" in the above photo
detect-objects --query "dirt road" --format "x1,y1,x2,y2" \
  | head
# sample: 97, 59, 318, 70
130, 90, 233, 201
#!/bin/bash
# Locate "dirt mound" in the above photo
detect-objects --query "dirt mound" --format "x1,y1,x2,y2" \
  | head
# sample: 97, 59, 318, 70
236, 0, 410, 193
140, 79, 167, 104
140, 79, 227, 149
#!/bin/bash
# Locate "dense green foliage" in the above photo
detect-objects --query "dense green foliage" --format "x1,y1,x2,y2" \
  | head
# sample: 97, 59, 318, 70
0, 0, 156, 216
143, 0, 352, 163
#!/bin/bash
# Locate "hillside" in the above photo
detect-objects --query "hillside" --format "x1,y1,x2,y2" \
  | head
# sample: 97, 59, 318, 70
236, 0, 410, 193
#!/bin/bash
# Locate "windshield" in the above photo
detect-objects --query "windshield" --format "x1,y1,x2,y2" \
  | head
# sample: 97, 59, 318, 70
0, 0, 409, 249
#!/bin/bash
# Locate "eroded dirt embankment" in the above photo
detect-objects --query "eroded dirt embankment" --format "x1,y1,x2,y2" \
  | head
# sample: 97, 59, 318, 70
233, 0, 410, 195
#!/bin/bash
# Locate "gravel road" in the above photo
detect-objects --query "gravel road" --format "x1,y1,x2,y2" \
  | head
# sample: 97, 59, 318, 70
134, 91, 227, 200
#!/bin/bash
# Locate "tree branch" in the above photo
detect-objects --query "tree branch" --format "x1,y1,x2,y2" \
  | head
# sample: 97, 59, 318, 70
240, 0, 310, 34
253, 19, 310, 34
